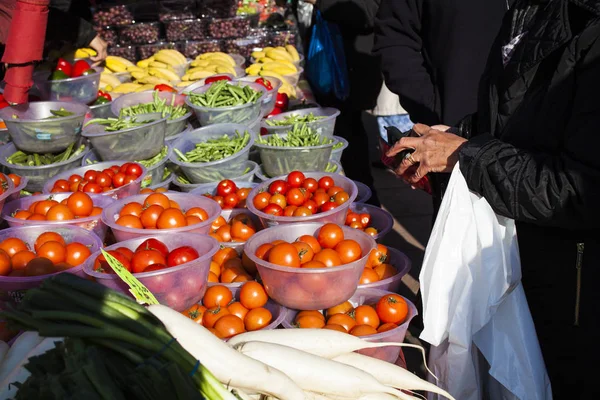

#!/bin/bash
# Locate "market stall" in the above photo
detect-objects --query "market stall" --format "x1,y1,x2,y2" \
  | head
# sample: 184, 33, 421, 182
0, 1, 453, 398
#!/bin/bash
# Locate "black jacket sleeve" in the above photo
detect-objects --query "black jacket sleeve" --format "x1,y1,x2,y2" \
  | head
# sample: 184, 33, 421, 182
458, 40, 600, 230
373, 0, 440, 125
46, 7, 97, 49
316, 0, 380, 34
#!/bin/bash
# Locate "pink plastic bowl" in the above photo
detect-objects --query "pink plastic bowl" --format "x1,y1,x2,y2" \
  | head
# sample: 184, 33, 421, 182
0, 225, 103, 308
358, 247, 412, 292
282, 288, 417, 363
244, 222, 376, 310
348, 203, 394, 241
43, 161, 150, 200
101, 192, 220, 242
1, 193, 115, 241
0, 177, 15, 217
83, 233, 219, 311
7, 176, 27, 203
246, 172, 358, 229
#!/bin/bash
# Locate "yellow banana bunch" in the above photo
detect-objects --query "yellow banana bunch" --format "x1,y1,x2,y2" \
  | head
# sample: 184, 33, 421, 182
113, 82, 143, 94
137, 57, 154, 68
154, 49, 186, 67
197, 52, 236, 67
105, 56, 134, 73
266, 48, 294, 63
177, 81, 195, 88
245, 64, 262, 76
148, 67, 181, 82
285, 45, 300, 62
99, 73, 122, 90
252, 46, 301, 64
247, 62, 298, 79
75, 48, 97, 59
190, 59, 211, 68
126, 66, 145, 73
135, 83, 158, 92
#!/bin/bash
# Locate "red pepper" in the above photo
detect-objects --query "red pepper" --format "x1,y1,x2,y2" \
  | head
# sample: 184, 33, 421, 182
98, 90, 112, 101
205, 75, 232, 84
260, 127, 268, 136
255, 77, 273, 90
55, 58, 72, 77
71, 59, 91, 78
274, 92, 289, 111
267, 107, 283, 118
154, 84, 177, 93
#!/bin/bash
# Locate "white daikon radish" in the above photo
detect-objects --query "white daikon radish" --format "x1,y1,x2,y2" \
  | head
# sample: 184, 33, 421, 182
0, 332, 44, 384
148, 304, 306, 400
234, 341, 410, 398
333, 353, 455, 400
0, 337, 62, 399
0, 342, 8, 366
306, 393, 409, 400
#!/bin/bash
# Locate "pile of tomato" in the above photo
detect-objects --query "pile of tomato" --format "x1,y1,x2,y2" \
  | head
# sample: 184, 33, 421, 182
201, 180, 253, 209
255, 223, 362, 269
251, 171, 350, 217
183, 282, 273, 339
50, 162, 144, 194
291, 293, 409, 336
208, 247, 257, 284
208, 213, 257, 243
0, 173, 22, 195
12, 192, 101, 222
115, 193, 209, 230
345, 210, 378, 237
93, 237, 200, 274
0, 231, 92, 277
359, 244, 399, 285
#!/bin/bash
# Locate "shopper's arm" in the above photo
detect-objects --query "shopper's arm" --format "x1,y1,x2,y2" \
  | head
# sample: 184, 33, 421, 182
373, 0, 441, 125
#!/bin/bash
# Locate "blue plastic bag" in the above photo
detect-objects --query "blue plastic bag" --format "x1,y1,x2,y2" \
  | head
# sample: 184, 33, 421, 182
306, 10, 350, 101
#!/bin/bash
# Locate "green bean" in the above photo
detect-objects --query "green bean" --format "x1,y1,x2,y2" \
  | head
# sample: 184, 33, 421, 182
256, 123, 333, 147
5, 143, 86, 166
85, 146, 168, 168
84, 116, 156, 132
120, 91, 189, 121
333, 141, 345, 150
188, 81, 263, 109
264, 112, 325, 126
175, 131, 251, 163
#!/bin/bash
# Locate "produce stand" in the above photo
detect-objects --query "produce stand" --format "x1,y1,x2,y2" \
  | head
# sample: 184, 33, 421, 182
0, 1, 451, 399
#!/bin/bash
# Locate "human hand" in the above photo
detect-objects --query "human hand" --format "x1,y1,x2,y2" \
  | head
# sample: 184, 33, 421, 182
431, 125, 451, 132
386, 123, 467, 183
88, 35, 108, 65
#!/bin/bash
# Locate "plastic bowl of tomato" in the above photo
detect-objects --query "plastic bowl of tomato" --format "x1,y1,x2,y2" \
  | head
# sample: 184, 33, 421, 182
7, 175, 27, 203
1, 192, 115, 241
358, 247, 412, 293
190, 179, 258, 209
246, 172, 358, 229
244, 222, 376, 310
210, 208, 261, 256
101, 192, 221, 242
83, 233, 219, 312
0, 176, 15, 217
282, 288, 417, 363
43, 161, 150, 199
346, 203, 394, 241
0, 225, 103, 308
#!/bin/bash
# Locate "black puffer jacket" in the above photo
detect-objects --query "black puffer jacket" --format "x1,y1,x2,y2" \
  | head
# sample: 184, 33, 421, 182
456, 0, 600, 396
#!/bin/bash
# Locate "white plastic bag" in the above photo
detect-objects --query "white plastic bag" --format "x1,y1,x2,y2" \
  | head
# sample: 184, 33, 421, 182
419, 164, 552, 400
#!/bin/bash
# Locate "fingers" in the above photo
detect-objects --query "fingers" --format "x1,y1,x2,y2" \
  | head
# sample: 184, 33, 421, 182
412, 123, 431, 136
385, 136, 422, 157
407, 163, 429, 184
394, 151, 420, 176
431, 124, 451, 132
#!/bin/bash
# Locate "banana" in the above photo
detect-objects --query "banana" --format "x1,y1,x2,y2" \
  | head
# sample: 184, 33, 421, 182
137, 57, 154, 68
104, 85, 114, 92
131, 71, 149, 81
177, 81, 195, 87
251, 51, 266, 59
154, 51, 183, 67
188, 70, 217, 81
245, 64, 263, 76
261, 62, 297, 73
199, 52, 235, 66
266, 48, 294, 62
190, 59, 211, 68
186, 65, 218, 75
278, 83, 297, 98
216, 65, 236, 76
158, 49, 186, 65
113, 82, 142, 94
75, 48, 96, 59
259, 57, 277, 64
263, 47, 274, 52
99, 73, 122, 88
285, 45, 300, 62
148, 67, 181, 82
203, 58, 236, 70
106, 55, 134, 69
126, 66, 145, 73
273, 66, 297, 75
137, 76, 171, 85
105, 59, 127, 73
135, 83, 158, 92
260, 70, 296, 84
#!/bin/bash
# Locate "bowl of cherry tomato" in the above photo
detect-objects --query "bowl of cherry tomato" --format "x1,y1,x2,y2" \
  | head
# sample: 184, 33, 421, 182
346, 203, 394, 241
182, 282, 286, 339
43, 161, 149, 199
358, 245, 412, 293
244, 222, 376, 310
1, 192, 115, 241
190, 179, 258, 209
6, 174, 27, 203
0, 225, 103, 307
83, 233, 219, 311
282, 288, 417, 363
246, 171, 358, 228
209, 209, 261, 255
101, 192, 221, 242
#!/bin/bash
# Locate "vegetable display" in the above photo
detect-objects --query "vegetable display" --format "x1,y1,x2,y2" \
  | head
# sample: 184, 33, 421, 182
251, 172, 350, 217
346, 208, 378, 237
6, 143, 86, 167
119, 91, 189, 121
85, 146, 169, 169
0, 230, 92, 277
49, 162, 144, 193
208, 212, 257, 243
208, 247, 257, 284
188, 81, 262, 108
200, 179, 252, 209
359, 244, 400, 285
265, 112, 325, 126
256, 124, 333, 147
11, 192, 102, 222
174, 131, 250, 163
84, 116, 158, 132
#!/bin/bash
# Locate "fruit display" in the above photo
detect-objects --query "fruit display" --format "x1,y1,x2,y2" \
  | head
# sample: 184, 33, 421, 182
107, 45, 137, 64
0, 230, 94, 277
178, 39, 223, 59
165, 18, 208, 42
269, 30, 298, 47
180, 52, 239, 84
200, 0, 238, 19
92, 237, 200, 274
137, 42, 181, 64
94, 26, 118, 47
9, 192, 102, 222
222, 36, 270, 59
346, 209, 378, 237
49, 162, 144, 194
250, 172, 350, 218
359, 244, 399, 284
251, 45, 300, 65
198, 179, 253, 209
73, 48, 98, 60
207, 16, 250, 39
92, 4, 133, 26
118, 22, 161, 45
118, 90, 189, 120
208, 246, 256, 284
246, 46, 301, 85
208, 212, 257, 243
113, 192, 211, 230
183, 282, 277, 339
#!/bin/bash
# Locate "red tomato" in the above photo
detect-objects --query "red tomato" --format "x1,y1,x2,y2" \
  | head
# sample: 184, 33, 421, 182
94, 250, 131, 273
222, 193, 239, 209
131, 250, 167, 273
95, 172, 112, 188
318, 176, 335, 190
112, 173, 126, 188
71, 59, 91, 77
114, 247, 134, 261
302, 178, 318, 193
167, 246, 200, 267
263, 203, 283, 216
302, 199, 318, 213
320, 201, 338, 213
252, 192, 271, 210
268, 243, 301, 268
317, 223, 345, 249
286, 188, 305, 206
286, 171, 305, 188
156, 208, 187, 229
126, 163, 143, 178
136, 238, 169, 257
268, 180, 288, 195
82, 182, 102, 194
83, 170, 98, 182
216, 180, 238, 197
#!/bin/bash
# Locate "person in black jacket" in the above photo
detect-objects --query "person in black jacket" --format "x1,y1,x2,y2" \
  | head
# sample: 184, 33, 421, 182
388, 0, 600, 396
303, 0, 382, 206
